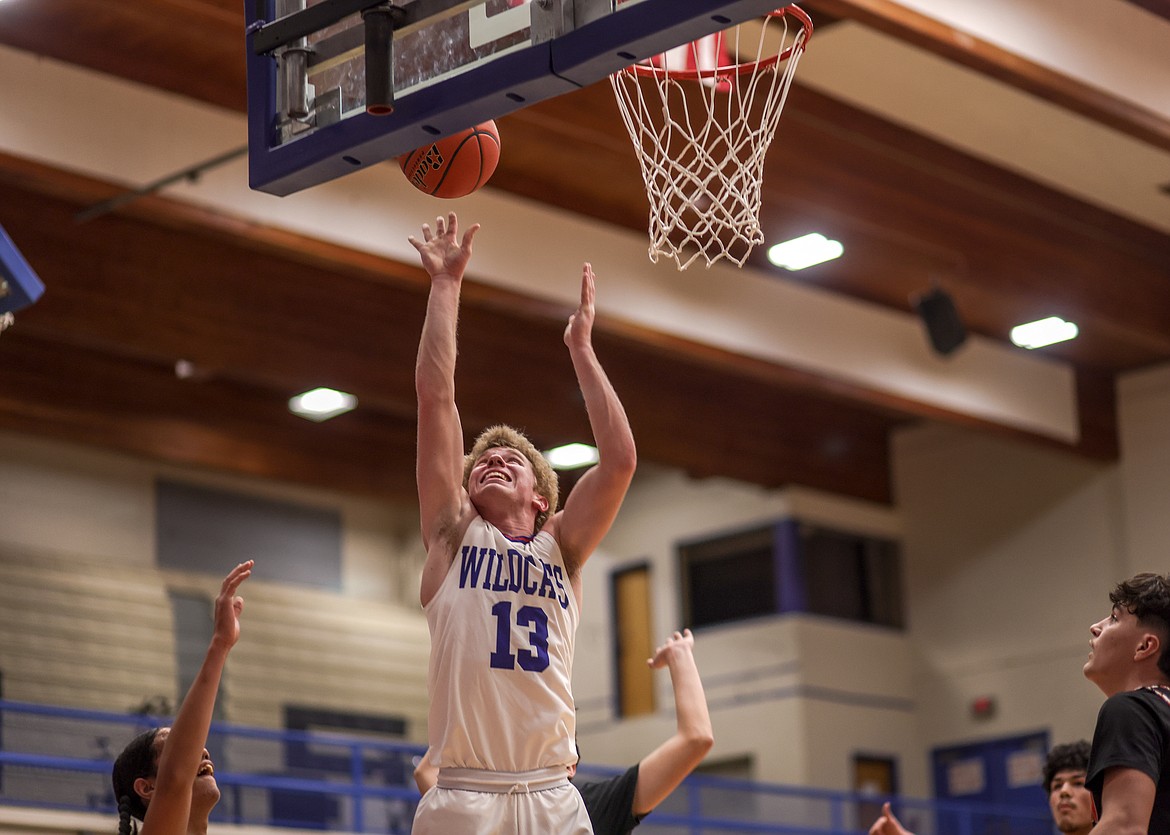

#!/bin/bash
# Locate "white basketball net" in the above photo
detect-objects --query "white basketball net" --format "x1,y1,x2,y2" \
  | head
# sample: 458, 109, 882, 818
610, 7, 811, 270
0, 312, 13, 335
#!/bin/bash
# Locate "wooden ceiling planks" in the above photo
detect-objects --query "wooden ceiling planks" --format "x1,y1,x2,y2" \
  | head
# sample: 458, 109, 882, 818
0, 0, 1157, 503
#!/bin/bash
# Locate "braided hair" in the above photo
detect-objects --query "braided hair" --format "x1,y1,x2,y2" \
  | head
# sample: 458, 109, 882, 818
116, 795, 138, 835
111, 728, 160, 835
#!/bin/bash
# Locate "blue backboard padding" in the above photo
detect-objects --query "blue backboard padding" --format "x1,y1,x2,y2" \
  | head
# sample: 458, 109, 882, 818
0, 224, 45, 314
247, 0, 785, 196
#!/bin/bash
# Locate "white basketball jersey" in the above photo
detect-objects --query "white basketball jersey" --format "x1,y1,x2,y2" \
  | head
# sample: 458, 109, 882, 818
425, 515, 579, 771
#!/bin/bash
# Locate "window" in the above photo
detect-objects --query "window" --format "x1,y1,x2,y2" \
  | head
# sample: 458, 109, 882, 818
799, 524, 903, 628
169, 590, 219, 718
156, 479, 342, 590
679, 520, 903, 630
679, 525, 776, 629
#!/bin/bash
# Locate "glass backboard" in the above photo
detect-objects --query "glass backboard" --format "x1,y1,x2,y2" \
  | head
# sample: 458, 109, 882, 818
245, 0, 785, 195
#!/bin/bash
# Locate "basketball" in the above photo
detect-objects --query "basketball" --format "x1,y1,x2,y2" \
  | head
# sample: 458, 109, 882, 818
399, 121, 501, 199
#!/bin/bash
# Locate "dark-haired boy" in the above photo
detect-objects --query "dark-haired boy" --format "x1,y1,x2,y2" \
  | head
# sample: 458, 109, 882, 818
1044, 740, 1093, 835
1083, 571, 1170, 833
869, 741, 1094, 835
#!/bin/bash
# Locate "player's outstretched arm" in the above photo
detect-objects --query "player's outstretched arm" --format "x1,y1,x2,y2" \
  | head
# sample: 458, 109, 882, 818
630, 629, 714, 816
553, 263, 636, 574
140, 561, 252, 835
410, 213, 480, 605
868, 802, 913, 835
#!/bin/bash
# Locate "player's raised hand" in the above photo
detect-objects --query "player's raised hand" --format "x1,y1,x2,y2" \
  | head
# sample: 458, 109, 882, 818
408, 212, 480, 281
564, 262, 596, 350
648, 629, 695, 669
869, 802, 913, 835
211, 560, 252, 652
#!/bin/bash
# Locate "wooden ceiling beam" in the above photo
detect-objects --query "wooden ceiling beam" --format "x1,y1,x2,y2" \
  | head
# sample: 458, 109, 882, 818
0, 153, 906, 503
0, 331, 420, 499
0, 139, 1125, 502
800, 0, 1170, 154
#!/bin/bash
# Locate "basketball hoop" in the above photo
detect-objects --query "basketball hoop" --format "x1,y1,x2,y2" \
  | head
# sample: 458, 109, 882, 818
610, 6, 812, 270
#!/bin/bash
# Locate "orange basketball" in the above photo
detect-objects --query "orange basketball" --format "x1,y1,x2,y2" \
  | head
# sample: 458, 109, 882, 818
399, 121, 501, 199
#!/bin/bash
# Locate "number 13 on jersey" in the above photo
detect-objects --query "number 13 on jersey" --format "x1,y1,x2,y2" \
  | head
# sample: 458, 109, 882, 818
489, 601, 550, 672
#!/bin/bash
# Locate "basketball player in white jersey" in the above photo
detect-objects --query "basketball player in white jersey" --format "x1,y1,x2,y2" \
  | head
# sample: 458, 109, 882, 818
409, 212, 637, 835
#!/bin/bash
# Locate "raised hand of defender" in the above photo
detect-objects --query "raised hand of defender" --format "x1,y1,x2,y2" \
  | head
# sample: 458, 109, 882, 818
564, 262, 596, 350
869, 802, 913, 835
211, 560, 252, 652
408, 212, 480, 281
648, 628, 695, 670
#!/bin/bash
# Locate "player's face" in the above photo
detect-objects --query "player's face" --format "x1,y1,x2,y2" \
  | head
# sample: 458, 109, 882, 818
468, 446, 544, 511
1084, 605, 1145, 694
1048, 768, 1093, 834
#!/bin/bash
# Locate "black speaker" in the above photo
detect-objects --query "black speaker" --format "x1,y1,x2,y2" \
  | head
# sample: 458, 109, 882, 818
913, 286, 967, 356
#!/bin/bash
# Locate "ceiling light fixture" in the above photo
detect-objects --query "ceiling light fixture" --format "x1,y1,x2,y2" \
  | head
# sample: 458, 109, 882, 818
1010, 317, 1079, 349
543, 443, 599, 470
175, 359, 197, 380
767, 233, 844, 271
289, 387, 357, 421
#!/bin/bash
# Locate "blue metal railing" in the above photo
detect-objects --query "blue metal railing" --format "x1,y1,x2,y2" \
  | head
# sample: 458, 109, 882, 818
0, 699, 1051, 834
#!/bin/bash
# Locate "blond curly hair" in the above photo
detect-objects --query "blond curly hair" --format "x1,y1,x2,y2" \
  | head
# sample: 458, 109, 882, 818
463, 424, 559, 533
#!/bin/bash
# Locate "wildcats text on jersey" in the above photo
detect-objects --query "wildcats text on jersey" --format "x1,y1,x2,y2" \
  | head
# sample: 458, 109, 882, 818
458, 544, 570, 610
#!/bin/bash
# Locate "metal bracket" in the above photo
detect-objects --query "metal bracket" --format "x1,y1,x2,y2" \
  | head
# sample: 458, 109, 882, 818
529, 0, 614, 42
530, 0, 568, 43
574, 0, 614, 28
278, 86, 343, 141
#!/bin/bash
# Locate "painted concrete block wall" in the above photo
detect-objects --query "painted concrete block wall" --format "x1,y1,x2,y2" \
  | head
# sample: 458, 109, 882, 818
3, 359, 1170, 799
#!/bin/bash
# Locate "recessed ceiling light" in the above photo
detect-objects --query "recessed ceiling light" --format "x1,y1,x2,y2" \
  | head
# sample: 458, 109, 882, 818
543, 442, 599, 470
1010, 316, 1079, 349
175, 359, 197, 380
289, 387, 357, 421
767, 233, 844, 271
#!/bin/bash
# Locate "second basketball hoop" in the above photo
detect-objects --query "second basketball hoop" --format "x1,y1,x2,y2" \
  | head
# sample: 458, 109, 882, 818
610, 5, 812, 270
